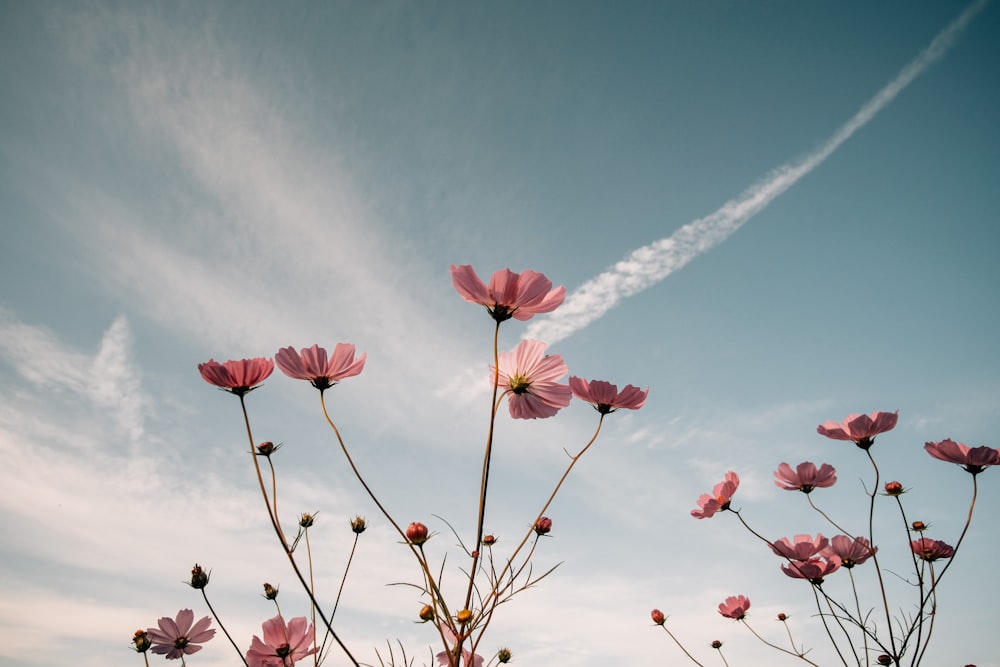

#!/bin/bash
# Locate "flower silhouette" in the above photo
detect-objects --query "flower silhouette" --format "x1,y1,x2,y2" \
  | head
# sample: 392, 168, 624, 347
924, 439, 1000, 475
198, 358, 274, 396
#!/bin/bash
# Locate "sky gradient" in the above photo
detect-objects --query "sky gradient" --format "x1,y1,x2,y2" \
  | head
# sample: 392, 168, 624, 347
1, 2, 998, 666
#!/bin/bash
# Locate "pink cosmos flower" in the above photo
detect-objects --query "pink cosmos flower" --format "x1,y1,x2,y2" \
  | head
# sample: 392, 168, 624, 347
691, 471, 739, 519
492, 339, 572, 419
770, 534, 829, 561
718, 595, 751, 620
817, 411, 898, 449
147, 609, 216, 660
823, 535, 877, 568
275, 344, 366, 391
780, 556, 841, 584
911, 537, 955, 562
568, 376, 649, 415
435, 624, 484, 667
246, 615, 317, 667
450, 264, 565, 323
924, 439, 1000, 475
773, 462, 837, 493
198, 358, 274, 396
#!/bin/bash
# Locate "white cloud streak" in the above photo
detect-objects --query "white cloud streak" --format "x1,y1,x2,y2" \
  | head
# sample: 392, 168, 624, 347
526, 0, 988, 345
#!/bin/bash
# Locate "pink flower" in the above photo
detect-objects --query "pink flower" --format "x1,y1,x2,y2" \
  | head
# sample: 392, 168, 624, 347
823, 535, 877, 568
492, 339, 572, 419
147, 609, 215, 660
691, 472, 739, 519
246, 615, 317, 667
773, 462, 837, 493
568, 376, 649, 415
718, 595, 750, 620
435, 624, 484, 667
911, 537, 955, 562
780, 557, 841, 584
450, 264, 565, 323
198, 358, 274, 396
275, 344, 366, 391
770, 534, 829, 561
817, 411, 898, 449
924, 439, 1000, 475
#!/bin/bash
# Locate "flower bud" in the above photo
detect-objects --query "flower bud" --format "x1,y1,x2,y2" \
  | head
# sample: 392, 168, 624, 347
418, 604, 435, 622
456, 608, 473, 624
351, 516, 367, 534
189, 563, 210, 589
256, 441, 280, 456
777, 613, 788, 621
711, 640, 723, 649
650, 609, 665, 625
406, 522, 429, 545
263, 582, 279, 600
884, 481, 904, 496
300, 513, 316, 528
533, 517, 552, 536
911, 521, 927, 532
497, 647, 512, 663
877, 656, 892, 666
482, 534, 497, 546
132, 629, 151, 653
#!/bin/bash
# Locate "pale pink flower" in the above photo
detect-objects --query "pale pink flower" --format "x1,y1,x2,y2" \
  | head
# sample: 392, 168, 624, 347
568, 376, 649, 415
691, 472, 739, 519
823, 535, 877, 568
147, 609, 215, 660
774, 462, 837, 493
718, 595, 750, 620
435, 624, 484, 667
275, 344, 366, 391
198, 358, 274, 396
911, 537, 955, 562
771, 534, 829, 561
246, 615, 317, 667
492, 339, 571, 419
780, 556, 841, 584
450, 264, 565, 323
924, 439, 1000, 475
817, 411, 898, 449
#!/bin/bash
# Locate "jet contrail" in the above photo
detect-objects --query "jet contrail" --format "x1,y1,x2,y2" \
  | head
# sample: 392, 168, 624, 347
526, 0, 988, 345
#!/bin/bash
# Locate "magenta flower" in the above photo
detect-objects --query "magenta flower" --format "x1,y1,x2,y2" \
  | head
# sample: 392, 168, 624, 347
817, 410, 898, 449
246, 615, 317, 667
275, 344, 366, 391
691, 471, 739, 519
147, 609, 215, 660
774, 462, 837, 493
435, 624, 484, 667
911, 537, 956, 562
492, 339, 572, 419
770, 534, 829, 561
924, 439, 1000, 475
780, 556, 841, 584
198, 358, 274, 396
450, 264, 565, 323
568, 376, 649, 415
823, 535, 877, 568
718, 595, 751, 620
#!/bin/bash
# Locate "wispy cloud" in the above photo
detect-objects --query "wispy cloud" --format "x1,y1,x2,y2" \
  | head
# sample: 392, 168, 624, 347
526, 0, 988, 345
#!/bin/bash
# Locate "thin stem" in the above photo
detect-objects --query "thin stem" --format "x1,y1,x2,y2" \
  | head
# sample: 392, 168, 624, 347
810, 585, 850, 667
914, 564, 940, 666
847, 568, 869, 663
806, 494, 855, 538
740, 619, 821, 667
656, 622, 706, 667
199, 589, 249, 667
305, 528, 317, 667
864, 449, 898, 661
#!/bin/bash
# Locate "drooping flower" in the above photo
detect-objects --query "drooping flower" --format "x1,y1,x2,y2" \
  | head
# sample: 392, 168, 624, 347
817, 411, 898, 449
492, 339, 572, 419
770, 534, 829, 561
780, 556, 841, 584
568, 376, 649, 415
823, 535, 877, 568
718, 595, 750, 620
924, 439, 1000, 475
246, 615, 317, 667
450, 265, 565, 323
435, 624, 484, 667
275, 344, 366, 391
147, 609, 216, 660
691, 472, 739, 519
911, 537, 956, 562
773, 462, 837, 493
198, 357, 274, 396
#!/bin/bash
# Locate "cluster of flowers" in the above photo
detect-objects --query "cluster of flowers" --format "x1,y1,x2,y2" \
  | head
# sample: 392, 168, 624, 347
651, 411, 998, 666
134, 266, 648, 667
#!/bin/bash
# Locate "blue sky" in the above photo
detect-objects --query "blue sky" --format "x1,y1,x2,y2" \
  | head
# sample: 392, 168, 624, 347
1, 2, 998, 666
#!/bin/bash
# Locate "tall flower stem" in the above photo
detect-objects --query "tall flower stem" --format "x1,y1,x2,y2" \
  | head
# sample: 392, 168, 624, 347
863, 450, 898, 661
740, 619, 821, 666
238, 395, 360, 667
656, 622, 706, 667
198, 589, 249, 667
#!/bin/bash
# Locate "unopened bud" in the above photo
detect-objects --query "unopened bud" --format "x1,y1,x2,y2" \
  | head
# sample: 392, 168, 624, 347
877, 656, 892, 666
711, 640, 723, 649
497, 647, 512, 663
256, 441, 279, 456
777, 613, 788, 621
533, 517, 552, 536
406, 522, 429, 545
911, 521, 927, 532
351, 516, 367, 534
299, 513, 316, 528
884, 481, 904, 496
263, 583, 279, 600
482, 534, 497, 546
650, 609, 665, 625
189, 563, 210, 589
132, 629, 151, 652
419, 604, 435, 622
457, 609, 473, 624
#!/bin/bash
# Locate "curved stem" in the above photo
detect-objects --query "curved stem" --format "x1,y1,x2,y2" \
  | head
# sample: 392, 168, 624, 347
656, 622, 706, 666
741, 619, 820, 666
199, 588, 249, 667
864, 450, 898, 661
806, 494, 855, 539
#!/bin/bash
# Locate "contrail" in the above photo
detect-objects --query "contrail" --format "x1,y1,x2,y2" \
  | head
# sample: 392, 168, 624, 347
526, 0, 988, 345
